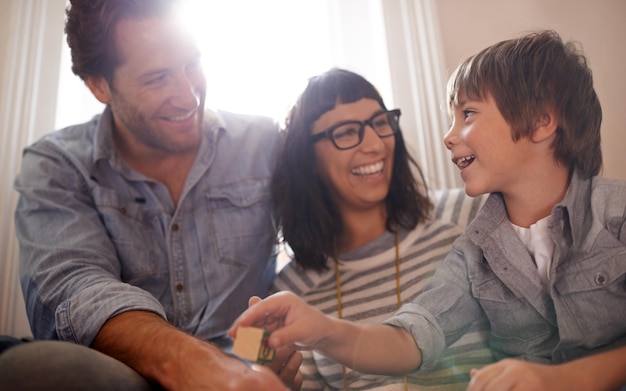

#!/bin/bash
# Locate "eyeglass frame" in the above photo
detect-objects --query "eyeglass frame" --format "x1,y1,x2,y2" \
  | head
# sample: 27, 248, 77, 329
310, 109, 402, 150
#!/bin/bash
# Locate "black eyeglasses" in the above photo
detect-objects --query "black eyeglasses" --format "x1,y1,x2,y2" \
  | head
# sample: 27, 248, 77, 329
310, 109, 401, 150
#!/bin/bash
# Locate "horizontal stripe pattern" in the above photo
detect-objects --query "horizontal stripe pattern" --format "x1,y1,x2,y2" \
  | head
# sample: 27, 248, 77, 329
275, 189, 493, 390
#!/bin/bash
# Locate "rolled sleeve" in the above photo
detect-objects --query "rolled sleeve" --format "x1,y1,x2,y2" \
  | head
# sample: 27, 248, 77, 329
15, 136, 166, 345
384, 234, 485, 370
55, 282, 165, 345
383, 303, 447, 371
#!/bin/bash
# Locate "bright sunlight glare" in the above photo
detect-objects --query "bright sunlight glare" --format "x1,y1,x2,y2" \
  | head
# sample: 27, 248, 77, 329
180, 0, 335, 120
55, 0, 391, 129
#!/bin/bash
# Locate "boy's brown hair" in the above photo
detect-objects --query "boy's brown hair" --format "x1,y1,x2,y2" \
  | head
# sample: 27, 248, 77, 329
447, 30, 602, 178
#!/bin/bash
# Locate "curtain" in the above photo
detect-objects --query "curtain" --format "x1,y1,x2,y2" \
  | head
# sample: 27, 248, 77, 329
0, 0, 65, 337
381, 0, 461, 190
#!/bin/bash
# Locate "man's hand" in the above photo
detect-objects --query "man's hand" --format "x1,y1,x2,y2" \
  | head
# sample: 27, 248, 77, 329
260, 342, 303, 390
163, 346, 290, 391
92, 310, 289, 390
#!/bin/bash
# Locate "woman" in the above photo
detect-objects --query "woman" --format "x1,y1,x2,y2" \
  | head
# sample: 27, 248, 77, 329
270, 68, 493, 390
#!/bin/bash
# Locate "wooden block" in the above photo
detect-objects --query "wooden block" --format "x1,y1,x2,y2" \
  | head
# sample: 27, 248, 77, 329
232, 326, 275, 363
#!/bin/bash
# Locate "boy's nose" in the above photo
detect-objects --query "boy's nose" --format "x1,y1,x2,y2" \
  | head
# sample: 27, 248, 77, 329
443, 126, 458, 150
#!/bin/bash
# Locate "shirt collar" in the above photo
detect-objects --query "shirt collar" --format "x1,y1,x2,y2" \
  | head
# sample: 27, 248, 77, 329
552, 170, 592, 248
92, 106, 226, 173
93, 105, 115, 165
467, 170, 592, 249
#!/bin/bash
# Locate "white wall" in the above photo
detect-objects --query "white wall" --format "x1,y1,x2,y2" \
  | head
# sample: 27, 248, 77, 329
434, 0, 626, 180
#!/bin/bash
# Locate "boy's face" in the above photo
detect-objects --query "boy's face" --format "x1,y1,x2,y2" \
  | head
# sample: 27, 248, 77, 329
444, 92, 537, 198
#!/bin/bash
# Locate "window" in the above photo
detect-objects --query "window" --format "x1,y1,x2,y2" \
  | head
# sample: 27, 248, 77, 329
54, 33, 104, 129
54, 0, 393, 128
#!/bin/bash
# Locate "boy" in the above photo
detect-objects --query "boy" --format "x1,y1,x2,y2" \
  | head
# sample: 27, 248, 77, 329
230, 30, 626, 390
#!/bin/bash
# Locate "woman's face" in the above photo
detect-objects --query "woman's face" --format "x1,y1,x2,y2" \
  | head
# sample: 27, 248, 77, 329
311, 98, 395, 215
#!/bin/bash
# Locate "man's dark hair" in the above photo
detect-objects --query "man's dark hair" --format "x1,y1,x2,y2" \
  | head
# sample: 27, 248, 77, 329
65, 0, 179, 82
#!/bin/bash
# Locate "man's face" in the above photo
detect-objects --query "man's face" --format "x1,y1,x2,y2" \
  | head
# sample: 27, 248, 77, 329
107, 16, 206, 155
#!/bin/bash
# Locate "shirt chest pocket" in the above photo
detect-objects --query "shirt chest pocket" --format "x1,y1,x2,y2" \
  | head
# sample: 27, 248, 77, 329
205, 179, 275, 268
472, 269, 552, 347
92, 187, 166, 285
554, 241, 626, 345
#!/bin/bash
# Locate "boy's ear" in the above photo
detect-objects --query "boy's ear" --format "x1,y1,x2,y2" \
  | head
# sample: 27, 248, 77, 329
85, 76, 112, 105
530, 110, 558, 143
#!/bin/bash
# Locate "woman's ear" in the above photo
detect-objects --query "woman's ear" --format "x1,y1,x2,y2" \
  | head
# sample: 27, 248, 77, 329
85, 76, 112, 105
531, 109, 558, 143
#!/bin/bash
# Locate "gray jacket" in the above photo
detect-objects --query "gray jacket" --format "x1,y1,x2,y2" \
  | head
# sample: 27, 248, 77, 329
386, 171, 626, 370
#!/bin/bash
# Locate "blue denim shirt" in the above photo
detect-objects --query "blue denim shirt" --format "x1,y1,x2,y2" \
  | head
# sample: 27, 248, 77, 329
385, 171, 626, 370
14, 107, 281, 346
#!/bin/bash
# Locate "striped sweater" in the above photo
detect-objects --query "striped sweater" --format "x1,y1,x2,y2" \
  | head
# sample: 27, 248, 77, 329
274, 188, 495, 390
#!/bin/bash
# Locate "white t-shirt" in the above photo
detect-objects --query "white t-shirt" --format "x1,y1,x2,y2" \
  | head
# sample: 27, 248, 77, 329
511, 216, 554, 286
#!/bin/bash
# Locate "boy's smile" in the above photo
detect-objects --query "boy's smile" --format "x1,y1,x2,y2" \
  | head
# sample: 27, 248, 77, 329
444, 92, 539, 198
453, 155, 475, 170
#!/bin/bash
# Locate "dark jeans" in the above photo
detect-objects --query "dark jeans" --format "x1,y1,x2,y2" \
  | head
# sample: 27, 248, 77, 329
0, 335, 27, 353
0, 337, 158, 390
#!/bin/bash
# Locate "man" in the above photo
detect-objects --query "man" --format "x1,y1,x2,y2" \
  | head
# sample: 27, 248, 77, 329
5, 0, 300, 389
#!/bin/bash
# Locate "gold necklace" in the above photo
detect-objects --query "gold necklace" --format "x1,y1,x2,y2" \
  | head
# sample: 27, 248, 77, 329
334, 229, 408, 391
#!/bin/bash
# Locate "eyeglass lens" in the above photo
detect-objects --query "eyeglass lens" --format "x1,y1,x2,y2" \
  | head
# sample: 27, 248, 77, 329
331, 111, 398, 149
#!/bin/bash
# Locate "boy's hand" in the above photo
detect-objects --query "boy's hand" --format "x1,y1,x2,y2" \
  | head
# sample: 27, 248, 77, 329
467, 359, 571, 391
469, 346, 626, 391
247, 296, 303, 390
229, 291, 332, 352
231, 292, 423, 376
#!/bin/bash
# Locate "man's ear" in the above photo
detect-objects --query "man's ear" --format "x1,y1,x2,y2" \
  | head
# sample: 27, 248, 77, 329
85, 76, 112, 104
531, 109, 558, 143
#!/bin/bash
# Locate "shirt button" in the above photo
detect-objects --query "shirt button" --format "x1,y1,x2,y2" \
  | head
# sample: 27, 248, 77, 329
176, 283, 184, 292
504, 291, 514, 300
595, 273, 607, 286
172, 223, 179, 232
119, 207, 127, 215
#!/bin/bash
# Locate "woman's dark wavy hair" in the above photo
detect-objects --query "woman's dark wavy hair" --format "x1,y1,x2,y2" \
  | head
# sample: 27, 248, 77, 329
272, 68, 432, 271
65, 0, 179, 83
